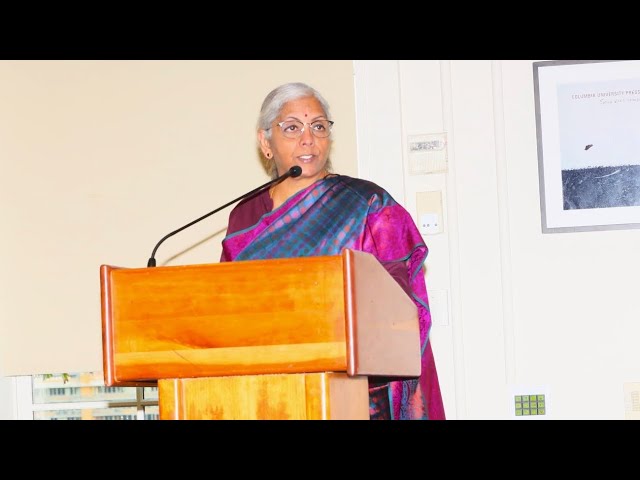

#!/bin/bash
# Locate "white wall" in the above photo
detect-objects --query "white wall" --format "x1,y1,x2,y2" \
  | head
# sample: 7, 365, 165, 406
354, 60, 640, 419
0, 376, 15, 420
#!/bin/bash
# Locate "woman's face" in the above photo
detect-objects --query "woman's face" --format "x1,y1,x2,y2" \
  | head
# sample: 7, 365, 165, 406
259, 96, 332, 182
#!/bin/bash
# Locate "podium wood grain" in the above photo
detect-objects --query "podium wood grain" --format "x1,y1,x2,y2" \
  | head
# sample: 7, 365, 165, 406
101, 251, 419, 385
158, 372, 369, 420
100, 250, 421, 419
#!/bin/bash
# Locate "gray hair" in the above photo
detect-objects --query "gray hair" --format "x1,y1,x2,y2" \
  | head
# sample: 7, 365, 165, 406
258, 82, 333, 177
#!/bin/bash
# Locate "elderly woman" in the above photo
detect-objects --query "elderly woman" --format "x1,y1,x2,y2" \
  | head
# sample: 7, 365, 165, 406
220, 82, 445, 420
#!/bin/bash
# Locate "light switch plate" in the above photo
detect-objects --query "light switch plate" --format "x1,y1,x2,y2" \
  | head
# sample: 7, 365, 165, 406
429, 289, 449, 326
408, 133, 448, 175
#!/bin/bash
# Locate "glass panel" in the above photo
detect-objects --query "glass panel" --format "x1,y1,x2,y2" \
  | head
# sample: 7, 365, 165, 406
144, 405, 159, 420
34, 406, 139, 420
32, 372, 137, 404
144, 386, 158, 400
29, 371, 159, 420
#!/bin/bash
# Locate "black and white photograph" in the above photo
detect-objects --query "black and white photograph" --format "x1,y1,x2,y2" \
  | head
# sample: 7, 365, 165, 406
534, 60, 640, 233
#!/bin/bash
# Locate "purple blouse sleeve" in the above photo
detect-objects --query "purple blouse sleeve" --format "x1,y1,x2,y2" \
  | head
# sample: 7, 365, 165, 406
382, 260, 412, 297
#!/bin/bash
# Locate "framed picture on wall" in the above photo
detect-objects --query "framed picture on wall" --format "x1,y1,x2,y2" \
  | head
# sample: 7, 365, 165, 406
533, 59, 640, 233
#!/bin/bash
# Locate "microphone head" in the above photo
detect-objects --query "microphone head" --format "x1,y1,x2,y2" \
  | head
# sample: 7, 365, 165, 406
289, 166, 302, 178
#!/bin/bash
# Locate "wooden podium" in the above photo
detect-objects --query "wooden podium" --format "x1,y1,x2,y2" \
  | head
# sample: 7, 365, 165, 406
100, 249, 420, 420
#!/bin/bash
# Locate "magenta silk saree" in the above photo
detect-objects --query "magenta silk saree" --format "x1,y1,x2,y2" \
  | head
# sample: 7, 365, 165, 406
220, 175, 445, 420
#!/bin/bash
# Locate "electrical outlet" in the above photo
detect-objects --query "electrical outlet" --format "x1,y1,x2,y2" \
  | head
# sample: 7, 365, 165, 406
416, 191, 444, 235
420, 213, 440, 235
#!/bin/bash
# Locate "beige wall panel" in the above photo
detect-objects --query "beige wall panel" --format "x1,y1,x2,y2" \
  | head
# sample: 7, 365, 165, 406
0, 60, 357, 376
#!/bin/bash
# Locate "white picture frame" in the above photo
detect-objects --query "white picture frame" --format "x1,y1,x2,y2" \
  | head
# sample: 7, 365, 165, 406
533, 60, 640, 233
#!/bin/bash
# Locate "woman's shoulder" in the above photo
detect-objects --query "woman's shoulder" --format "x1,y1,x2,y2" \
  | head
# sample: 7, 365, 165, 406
333, 175, 394, 202
226, 188, 271, 234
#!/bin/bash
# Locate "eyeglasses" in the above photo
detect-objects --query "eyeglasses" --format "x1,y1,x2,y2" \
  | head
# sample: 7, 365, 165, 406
269, 119, 334, 139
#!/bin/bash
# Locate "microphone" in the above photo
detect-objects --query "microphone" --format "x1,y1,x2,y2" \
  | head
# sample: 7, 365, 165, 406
146, 165, 302, 267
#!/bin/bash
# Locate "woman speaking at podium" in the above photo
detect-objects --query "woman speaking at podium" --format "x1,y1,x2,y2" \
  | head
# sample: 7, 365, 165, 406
220, 82, 445, 420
